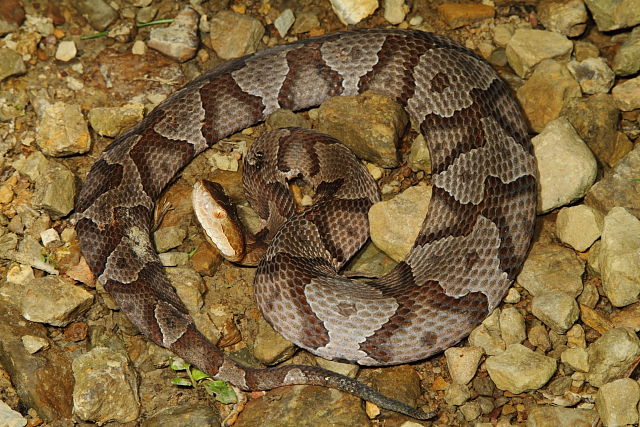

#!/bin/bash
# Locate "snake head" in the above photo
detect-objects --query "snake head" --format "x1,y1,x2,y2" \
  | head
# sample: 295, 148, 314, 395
192, 180, 246, 262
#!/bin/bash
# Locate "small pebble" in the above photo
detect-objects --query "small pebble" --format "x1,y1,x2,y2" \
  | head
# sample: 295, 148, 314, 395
55, 40, 77, 61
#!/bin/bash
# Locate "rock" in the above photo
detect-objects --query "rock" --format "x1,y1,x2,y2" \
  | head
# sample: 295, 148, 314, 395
153, 225, 187, 253
580, 304, 614, 335
538, 0, 587, 37
148, 7, 198, 62
72, 347, 140, 424
574, 40, 600, 61
317, 91, 408, 168
517, 242, 585, 297
486, 344, 557, 394
36, 102, 90, 156
253, 317, 296, 365
567, 323, 586, 348
166, 267, 205, 313
55, 40, 76, 62
315, 358, 359, 379
499, 306, 526, 345
209, 11, 265, 60
32, 159, 76, 219
468, 309, 505, 355
383, 0, 408, 24
612, 76, 640, 111
266, 109, 310, 130
561, 347, 589, 372
141, 405, 220, 427
0, 0, 25, 34
444, 346, 484, 385
0, 400, 26, 427
586, 143, 640, 216
584, 0, 640, 31
12, 151, 49, 182
555, 205, 603, 252
567, 57, 615, 95
88, 104, 145, 137
528, 324, 552, 352
234, 385, 368, 426
274, 9, 294, 38
329, 0, 378, 25
531, 290, 579, 334
21, 335, 50, 354
595, 378, 640, 426
611, 302, 640, 331
586, 327, 640, 387
0, 48, 26, 82
505, 29, 573, 78
407, 134, 431, 174
72, 0, 118, 30
445, 383, 471, 406
492, 23, 514, 48
532, 118, 597, 213
368, 184, 431, 261
0, 275, 93, 327
526, 406, 598, 427
0, 303, 74, 420
159, 251, 189, 267
132, 39, 146, 55
40, 228, 61, 248
291, 11, 320, 34
436, 3, 495, 29
516, 59, 581, 133
598, 208, 640, 307
613, 26, 640, 76
361, 365, 421, 416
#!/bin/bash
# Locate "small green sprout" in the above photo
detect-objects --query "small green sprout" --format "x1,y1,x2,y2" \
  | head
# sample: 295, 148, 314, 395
169, 357, 237, 404
187, 247, 197, 258
80, 19, 174, 40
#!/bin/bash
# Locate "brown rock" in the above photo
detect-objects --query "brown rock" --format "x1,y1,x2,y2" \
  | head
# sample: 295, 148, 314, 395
611, 302, 640, 331
437, 3, 495, 29
579, 304, 613, 334
0, 0, 25, 26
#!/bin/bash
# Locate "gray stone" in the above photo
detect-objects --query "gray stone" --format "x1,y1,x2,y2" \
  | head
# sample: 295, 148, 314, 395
12, 151, 49, 182
517, 242, 585, 297
291, 11, 320, 34
253, 316, 296, 365
88, 104, 145, 137
595, 378, 640, 426
72, 347, 140, 424
73, 0, 118, 30
0, 275, 93, 327
538, 0, 587, 37
445, 383, 471, 406
141, 405, 220, 427
584, 0, 640, 31
598, 208, 640, 307
166, 267, 205, 313
209, 11, 265, 60
556, 205, 603, 252
567, 57, 615, 95
561, 347, 589, 372
468, 309, 505, 355
459, 400, 481, 421
486, 344, 557, 394
274, 9, 294, 38
586, 143, 640, 217
153, 225, 187, 253
36, 102, 90, 156
369, 183, 431, 261
0, 48, 26, 82
531, 290, 579, 334
317, 91, 408, 168
506, 29, 573, 78
613, 26, 640, 76
587, 327, 640, 387
0, 400, 26, 427
148, 7, 199, 62
158, 251, 189, 267
532, 118, 597, 213
407, 134, 431, 174
444, 346, 484, 385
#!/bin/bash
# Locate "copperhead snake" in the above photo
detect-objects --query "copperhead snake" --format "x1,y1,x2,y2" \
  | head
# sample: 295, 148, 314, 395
74, 28, 537, 419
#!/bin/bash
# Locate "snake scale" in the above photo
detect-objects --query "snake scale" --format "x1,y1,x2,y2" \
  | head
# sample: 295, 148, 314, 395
74, 29, 536, 419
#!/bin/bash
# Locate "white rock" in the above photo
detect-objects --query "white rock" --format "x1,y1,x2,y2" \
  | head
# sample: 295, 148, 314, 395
40, 228, 60, 247
330, 0, 379, 25
503, 287, 521, 304
0, 400, 26, 427
274, 9, 295, 38
532, 118, 597, 214
55, 40, 77, 61
595, 378, 640, 426
556, 205, 604, 252
598, 207, 640, 307
444, 346, 484, 385
468, 309, 505, 355
21, 335, 50, 354
486, 344, 557, 394
131, 40, 146, 55
384, 0, 408, 24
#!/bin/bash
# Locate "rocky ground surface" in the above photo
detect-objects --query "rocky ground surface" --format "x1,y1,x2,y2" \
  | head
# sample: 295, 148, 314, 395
0, 0, 640, 426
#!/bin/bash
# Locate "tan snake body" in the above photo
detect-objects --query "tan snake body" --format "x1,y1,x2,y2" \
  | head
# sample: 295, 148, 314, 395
74, 29, 536, 418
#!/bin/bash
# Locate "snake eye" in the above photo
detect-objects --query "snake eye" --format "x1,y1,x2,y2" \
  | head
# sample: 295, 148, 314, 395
251, 151, 264, 169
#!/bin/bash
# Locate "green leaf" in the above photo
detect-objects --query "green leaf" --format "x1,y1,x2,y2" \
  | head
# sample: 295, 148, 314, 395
629, 178, 640, 182
171, 377, 193, 387
169, 357, 190, 371
187, 247, 197, 258
204, 380, 237, 404
191, 368, 210, 381
137, 19, 173, 28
